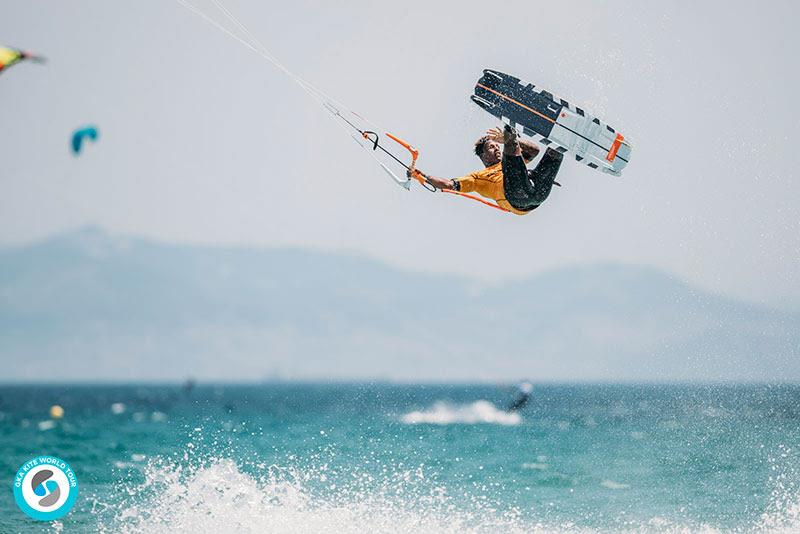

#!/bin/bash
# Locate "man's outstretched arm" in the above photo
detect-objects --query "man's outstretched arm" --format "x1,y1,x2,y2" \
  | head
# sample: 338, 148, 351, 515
406, 169, 459, 191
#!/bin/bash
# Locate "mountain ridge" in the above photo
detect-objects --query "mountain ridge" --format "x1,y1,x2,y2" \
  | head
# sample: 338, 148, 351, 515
1, 226, 797, 382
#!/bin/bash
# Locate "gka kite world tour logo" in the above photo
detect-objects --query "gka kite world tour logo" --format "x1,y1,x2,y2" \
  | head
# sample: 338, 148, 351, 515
13, 456, 79, 521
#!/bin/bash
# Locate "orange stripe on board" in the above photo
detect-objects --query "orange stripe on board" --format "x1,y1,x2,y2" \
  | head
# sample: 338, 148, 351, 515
606, 133, 625, 162
476, 83, 556, 125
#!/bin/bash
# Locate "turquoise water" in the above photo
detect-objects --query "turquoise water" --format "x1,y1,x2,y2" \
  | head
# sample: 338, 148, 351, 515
1, 384, 799, 533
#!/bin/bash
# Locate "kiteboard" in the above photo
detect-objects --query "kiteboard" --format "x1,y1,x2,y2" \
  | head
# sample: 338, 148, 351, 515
471, 69, 631, 176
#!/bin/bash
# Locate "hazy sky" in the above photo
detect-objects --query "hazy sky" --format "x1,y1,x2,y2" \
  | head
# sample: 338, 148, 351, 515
1, 0, 798, 307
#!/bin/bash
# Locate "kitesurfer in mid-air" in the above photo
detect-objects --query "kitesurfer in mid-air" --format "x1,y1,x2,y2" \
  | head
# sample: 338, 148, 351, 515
409, 125, 563, 215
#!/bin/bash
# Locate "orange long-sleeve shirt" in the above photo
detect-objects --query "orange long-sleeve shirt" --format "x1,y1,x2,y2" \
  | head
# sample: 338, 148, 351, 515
454, 163, 532, 216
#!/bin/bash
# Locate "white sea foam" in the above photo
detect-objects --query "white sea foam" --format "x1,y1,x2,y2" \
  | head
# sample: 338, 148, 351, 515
91, 455, 800, 534
96, 457, 532, 534
521, 462, 548, 470
37, 419, 57, 431
400, 401, 521, 426
758, 445, 800, 534
600, 479, 630, 490
151, 411, 168, 422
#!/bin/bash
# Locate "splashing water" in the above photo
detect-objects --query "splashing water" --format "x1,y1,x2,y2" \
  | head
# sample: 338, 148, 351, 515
91, 454, 800, 534
401, 400, 521, 426
96, 456, 533, 534
3, 383, 799, 533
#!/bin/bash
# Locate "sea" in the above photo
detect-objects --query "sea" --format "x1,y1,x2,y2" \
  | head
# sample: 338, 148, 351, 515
1, 383, 799, 533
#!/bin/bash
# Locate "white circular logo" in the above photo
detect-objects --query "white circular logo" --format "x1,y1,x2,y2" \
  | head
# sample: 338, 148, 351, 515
13, 456, 79, 521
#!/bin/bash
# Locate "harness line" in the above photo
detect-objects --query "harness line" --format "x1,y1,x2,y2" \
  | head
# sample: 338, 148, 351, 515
174, 0, 509, 211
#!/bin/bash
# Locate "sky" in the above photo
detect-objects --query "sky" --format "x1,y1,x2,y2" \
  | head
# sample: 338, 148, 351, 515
1, 0, 798, 308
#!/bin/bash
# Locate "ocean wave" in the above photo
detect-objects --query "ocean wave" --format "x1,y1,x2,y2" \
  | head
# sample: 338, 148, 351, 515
400, 400, 521, 426
521, 462, 548, 470
89, 454, 800, 534
600, 479, 630, 490
95, 457, 531, 534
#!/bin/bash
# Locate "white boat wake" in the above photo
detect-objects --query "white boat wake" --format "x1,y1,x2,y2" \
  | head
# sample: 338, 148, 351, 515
400, 400, 521, 426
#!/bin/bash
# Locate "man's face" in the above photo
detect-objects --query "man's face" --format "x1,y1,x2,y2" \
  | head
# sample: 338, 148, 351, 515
480, 140, 502, 167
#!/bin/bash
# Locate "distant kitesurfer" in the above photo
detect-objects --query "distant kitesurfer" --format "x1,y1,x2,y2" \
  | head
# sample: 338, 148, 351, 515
506, 382, 533, 412
409, 125, 563, 215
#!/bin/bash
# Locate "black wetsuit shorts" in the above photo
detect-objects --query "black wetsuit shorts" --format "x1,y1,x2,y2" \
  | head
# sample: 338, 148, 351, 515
502, 148, 563, 212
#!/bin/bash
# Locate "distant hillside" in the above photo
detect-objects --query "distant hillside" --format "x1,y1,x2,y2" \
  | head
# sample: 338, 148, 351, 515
1, 227, 798, 382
